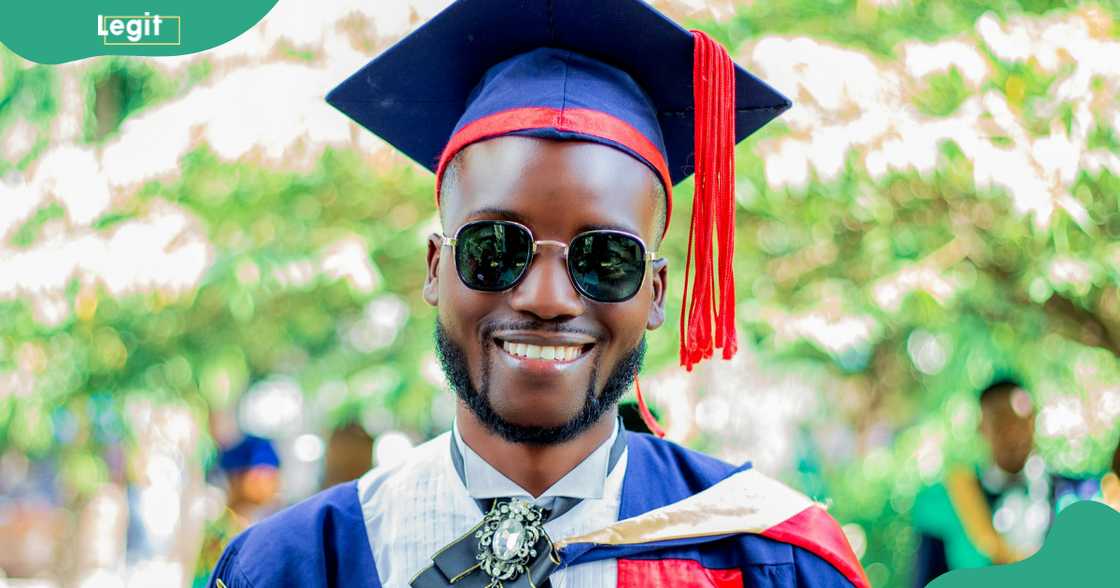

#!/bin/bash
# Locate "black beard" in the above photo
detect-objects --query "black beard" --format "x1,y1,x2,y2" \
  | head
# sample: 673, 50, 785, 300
434, 320, 644, 445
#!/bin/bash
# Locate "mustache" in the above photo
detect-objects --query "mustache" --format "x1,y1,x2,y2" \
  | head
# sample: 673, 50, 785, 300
479, 318, 603, 341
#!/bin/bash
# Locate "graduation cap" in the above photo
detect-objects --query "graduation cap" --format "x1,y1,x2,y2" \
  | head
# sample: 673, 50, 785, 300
327, 0, 791, 432
219, 435, 281, 473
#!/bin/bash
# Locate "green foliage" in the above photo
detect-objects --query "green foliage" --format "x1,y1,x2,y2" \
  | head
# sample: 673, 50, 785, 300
706, 0, 1120, 58
8, 202, 64, 247
914, 69, 970, 117
0, 56, 55, 173
81, 58, 176, 141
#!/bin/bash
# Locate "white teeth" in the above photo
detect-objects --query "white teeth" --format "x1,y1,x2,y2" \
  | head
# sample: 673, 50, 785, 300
501, 340, 584, 362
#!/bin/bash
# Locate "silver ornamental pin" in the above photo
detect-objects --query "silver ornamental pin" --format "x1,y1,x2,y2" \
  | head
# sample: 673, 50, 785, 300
474, 499, 546, 588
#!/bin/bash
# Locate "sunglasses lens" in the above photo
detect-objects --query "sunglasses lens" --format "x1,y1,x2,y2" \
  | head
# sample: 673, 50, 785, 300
569, 232, 646, 302
455, 221, 533, 291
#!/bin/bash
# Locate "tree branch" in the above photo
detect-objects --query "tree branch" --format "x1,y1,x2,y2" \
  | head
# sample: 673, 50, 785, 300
1042, 292, 1120, 357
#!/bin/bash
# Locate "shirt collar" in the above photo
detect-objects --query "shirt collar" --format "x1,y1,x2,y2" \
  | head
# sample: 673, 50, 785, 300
451, 418, 621, 502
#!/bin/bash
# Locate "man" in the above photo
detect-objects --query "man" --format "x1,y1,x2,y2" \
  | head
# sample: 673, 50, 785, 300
1103, 439, 1120, 510
209, 0, 867, 586
912, 378, 1051, 587
194, 435, 281, 587
322, 422, 375, 489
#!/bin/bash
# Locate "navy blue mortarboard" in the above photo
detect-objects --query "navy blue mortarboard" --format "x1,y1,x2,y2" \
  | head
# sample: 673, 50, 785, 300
219, 435, 280, 473
326, 0, 791, 425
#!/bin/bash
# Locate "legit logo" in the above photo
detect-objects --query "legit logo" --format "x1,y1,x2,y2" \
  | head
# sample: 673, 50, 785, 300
97, 13, 181, 45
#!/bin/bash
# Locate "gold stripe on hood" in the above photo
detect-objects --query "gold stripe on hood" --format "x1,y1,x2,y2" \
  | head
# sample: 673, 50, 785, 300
554, 469, 814, 549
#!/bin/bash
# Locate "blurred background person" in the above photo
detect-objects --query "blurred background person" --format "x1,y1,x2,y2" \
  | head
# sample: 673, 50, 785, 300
912, 378, 1050, 587
1099, 438, 1120, 511
192, 435, 280, 588
321, 423, 374, 489
0, 457, 66, 583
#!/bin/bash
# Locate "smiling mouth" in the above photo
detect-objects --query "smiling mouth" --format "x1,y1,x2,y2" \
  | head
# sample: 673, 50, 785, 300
496, 339, 594, 363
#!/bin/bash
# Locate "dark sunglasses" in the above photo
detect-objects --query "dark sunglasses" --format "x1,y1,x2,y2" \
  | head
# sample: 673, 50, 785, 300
440, 220, 658, 303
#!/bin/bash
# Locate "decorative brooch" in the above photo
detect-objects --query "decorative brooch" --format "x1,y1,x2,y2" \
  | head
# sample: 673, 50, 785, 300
474, 499, 547, 588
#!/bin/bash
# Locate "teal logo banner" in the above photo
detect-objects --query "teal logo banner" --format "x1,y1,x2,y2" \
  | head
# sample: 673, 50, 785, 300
0, 1, 278, 64
930, 501, 1120, 587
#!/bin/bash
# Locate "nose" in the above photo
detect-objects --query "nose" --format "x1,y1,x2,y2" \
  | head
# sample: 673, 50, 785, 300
508, 248, 584, 320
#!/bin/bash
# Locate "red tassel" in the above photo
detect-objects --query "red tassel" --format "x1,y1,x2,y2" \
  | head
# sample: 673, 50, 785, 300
634, 375, 666, 438
681, 30, 738, 372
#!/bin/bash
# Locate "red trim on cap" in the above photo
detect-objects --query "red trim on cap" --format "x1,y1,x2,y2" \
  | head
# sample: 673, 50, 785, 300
435, 107, 673, 233
617, 558, 743, 587
760, 506, 871, 588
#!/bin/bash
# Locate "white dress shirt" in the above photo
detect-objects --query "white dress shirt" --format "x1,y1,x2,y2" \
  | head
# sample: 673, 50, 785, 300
358, 420, 626, 587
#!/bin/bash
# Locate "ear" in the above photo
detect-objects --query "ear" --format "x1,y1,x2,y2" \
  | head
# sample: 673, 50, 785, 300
646, 258, 668, 330
423, 234, 442, 306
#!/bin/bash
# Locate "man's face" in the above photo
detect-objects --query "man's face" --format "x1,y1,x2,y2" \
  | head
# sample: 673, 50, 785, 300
979, 388, 1036, 474
425, 136, 667, 444
230, 467, 280, 506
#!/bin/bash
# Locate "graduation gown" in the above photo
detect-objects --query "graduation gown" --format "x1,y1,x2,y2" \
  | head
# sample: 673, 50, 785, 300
208, 432, 867, 588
